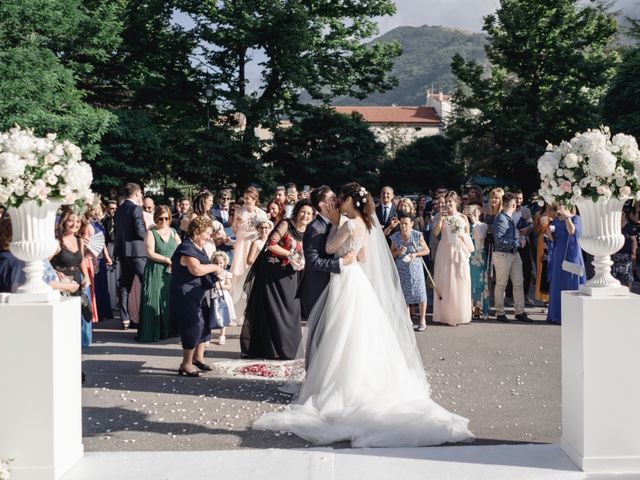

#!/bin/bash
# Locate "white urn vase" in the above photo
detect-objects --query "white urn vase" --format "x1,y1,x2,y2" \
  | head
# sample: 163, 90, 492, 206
574, 196, 629, 296
7, 199, 63, 303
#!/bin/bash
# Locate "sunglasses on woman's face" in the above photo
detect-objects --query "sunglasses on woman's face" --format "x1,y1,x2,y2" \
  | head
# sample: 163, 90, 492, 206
157, 216, 170, 222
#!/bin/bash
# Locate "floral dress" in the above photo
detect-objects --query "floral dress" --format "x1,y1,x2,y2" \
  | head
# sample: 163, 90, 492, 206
469, 222, 490, 318
390, 230, 427, 304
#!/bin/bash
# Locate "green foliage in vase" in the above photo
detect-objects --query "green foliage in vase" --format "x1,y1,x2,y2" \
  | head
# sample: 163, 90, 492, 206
448, 0, 619, 194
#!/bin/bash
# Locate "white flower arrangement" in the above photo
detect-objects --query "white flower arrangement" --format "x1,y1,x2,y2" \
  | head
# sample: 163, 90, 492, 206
0, 458, 13, 480
537, 127, 640, 206
246, 209, 268, 231
0, 126, 94, 208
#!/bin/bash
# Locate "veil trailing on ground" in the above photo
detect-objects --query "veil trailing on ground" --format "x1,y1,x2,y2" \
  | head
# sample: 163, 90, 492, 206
305, 215, 430, 394
359, 216, 430, 385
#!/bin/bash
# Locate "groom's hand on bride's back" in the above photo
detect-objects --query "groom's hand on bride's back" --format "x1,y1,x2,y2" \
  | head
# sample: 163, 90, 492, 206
342, 251, 355, 267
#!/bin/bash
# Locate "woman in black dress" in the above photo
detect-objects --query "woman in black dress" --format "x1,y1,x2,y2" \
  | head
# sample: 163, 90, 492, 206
50, 208, 93, 346
170, 216, 223, 377
241, 199, 314, 360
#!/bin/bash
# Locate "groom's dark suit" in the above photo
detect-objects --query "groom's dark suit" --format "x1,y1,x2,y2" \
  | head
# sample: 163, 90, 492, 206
299, 215, 341, 320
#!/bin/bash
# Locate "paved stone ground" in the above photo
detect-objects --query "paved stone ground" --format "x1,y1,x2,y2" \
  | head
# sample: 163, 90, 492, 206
82, 301, 567, 452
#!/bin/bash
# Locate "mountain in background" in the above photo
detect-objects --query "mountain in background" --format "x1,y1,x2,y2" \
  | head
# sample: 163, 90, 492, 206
332, 25, 487, 107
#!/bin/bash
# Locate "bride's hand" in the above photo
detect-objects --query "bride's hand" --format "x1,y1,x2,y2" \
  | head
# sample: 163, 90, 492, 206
342, 251, 355, 266
325, 204, 341, 225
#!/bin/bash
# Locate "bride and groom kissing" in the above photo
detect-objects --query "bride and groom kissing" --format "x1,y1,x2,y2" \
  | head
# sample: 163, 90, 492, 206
254, 182, 475, 448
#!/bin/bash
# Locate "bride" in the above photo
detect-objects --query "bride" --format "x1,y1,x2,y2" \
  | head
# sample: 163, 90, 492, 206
253, 183, 474, 447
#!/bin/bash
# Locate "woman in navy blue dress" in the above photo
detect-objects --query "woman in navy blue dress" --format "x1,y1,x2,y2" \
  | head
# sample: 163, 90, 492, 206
170, 216, 222, 377
547, 205, 586, 324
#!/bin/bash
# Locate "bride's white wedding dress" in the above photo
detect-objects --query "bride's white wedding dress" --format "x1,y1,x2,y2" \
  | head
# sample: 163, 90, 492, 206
253, 216, 474, 447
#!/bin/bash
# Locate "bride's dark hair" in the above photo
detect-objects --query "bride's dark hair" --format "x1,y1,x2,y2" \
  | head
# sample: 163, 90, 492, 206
341, 182, 375, 231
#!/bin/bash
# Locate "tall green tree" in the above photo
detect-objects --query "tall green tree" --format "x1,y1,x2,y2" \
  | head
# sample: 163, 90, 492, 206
88, 0, 209, 194
602, 19, 640, 140
179, 0, 401, 190
448, 0, 619, 194
264, 107, 385, 192
0, 0, 121, 160
380, 135, 461, 193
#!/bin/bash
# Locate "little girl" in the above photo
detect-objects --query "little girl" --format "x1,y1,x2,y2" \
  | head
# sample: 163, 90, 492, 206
211, 252, 236, 345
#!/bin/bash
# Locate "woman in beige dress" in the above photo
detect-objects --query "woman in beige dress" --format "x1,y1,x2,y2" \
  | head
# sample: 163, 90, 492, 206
432, 191, 474, 326
230, 187, 268, 316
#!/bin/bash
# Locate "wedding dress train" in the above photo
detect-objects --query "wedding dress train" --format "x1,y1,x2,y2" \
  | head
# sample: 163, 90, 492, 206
253, 217, 474, 447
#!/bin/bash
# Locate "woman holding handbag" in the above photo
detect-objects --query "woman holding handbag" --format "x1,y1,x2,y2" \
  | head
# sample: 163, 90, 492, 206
546, 204, 586, 324
240, 199, 314, 360
170, 216, 223, 377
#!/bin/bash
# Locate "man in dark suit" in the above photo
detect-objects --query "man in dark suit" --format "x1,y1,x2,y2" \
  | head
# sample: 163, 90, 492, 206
375, 185, 399, 242
300, 186, 355, 368
211, 189, 232, 228
171, 197, 191, 239
114, 182, 147, 330
211, 188, 234, 261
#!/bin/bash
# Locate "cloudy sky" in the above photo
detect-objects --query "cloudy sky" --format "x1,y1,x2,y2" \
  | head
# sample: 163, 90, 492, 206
375, 0, 639, 34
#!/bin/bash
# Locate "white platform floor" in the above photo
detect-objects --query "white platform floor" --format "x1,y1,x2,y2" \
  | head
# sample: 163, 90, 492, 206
59, 443, 640, 480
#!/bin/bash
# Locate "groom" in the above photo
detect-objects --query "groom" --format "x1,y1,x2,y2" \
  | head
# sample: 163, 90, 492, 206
299, 186, 354, 367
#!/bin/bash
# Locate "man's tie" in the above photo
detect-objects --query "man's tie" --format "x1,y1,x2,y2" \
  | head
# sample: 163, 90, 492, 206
383, 206, 389, 224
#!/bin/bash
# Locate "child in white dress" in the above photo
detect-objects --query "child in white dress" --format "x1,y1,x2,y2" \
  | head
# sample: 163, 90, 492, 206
211, 252, 236, 345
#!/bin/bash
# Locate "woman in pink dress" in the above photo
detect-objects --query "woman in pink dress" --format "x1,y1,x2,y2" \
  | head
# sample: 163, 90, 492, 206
432, 191, 474, 326
230, 187, 268, 316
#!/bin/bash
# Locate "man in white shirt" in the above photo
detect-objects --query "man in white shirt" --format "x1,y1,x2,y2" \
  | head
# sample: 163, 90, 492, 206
507, 189, 534, 306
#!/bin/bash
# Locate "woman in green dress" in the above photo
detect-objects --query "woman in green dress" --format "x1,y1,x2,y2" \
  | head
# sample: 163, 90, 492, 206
137, 205, 182, 342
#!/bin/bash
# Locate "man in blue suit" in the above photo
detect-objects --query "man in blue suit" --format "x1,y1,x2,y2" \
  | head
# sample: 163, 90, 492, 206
299, 185, 355, 368
114, 182, 147, 330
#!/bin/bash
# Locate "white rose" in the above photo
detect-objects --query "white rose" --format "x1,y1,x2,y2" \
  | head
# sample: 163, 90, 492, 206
65, 143, 82, 162
44, 153, 60, 164
13, 178, 25, 196
0, 152, 28, 179
620, 186, 632, 197
572, 186, 582, 197
557, 168, 564, 177
615, 177, 626, 188
45, 171, 58, 185
52, 164, 64, 175
564, 153, 579, 168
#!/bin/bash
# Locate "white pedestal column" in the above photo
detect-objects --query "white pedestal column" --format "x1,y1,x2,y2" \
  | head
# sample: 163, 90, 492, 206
561, 291, 640, 473
0, 298, 84, 480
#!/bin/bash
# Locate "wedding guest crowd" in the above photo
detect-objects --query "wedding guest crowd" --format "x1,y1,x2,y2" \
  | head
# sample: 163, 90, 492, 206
2, 175, 639, 380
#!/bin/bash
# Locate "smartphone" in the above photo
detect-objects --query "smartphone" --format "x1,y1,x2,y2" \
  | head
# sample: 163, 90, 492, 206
303, 185, 310, 193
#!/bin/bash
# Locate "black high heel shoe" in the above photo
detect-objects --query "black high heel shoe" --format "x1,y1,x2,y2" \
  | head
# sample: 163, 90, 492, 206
178, 366, 202, 377
192, 359, 212, 371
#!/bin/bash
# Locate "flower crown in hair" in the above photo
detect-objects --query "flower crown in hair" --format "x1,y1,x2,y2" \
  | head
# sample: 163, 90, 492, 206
355, 187, 368, 207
